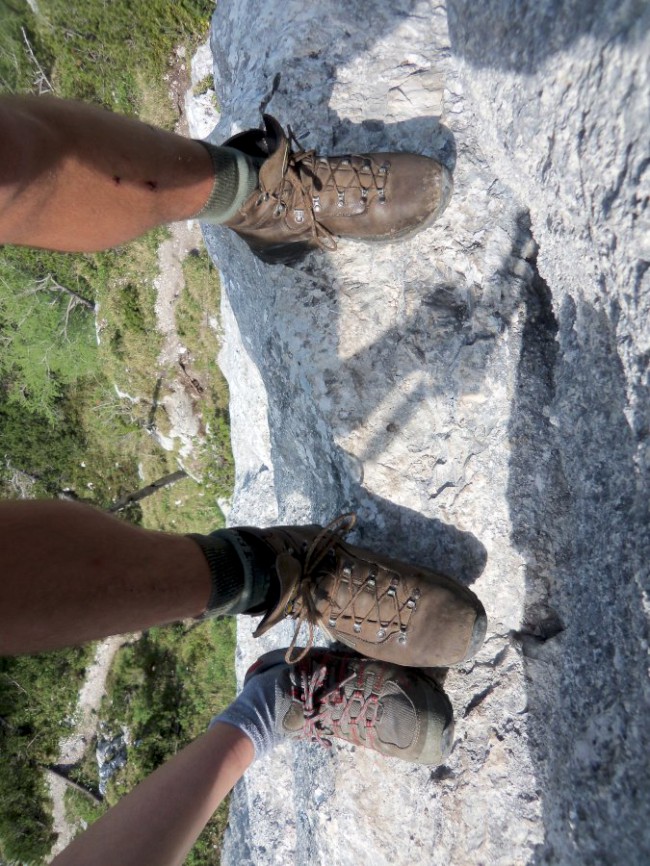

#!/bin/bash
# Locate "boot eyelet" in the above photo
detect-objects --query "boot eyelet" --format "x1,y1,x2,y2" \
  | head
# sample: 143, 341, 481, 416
328, 617, 337, 628
398, 634, 407, 645
337, 192, 345, 208
377, 628, 386, 639
342, 564, 352, 578
353, 622, 362, 633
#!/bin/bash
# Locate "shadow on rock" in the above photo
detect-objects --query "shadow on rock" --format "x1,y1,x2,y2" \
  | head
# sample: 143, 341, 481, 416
507, 222, 650, 862
446, 0, 647, 73
326, 115, 456, 173
345, 484, 487, 588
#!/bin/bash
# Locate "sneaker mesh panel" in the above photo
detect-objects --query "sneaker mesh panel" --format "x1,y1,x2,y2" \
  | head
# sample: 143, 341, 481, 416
276, 677, 303, 734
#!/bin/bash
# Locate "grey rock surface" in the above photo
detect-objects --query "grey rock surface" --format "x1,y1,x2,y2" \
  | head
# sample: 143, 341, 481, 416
200, 1, 649, 863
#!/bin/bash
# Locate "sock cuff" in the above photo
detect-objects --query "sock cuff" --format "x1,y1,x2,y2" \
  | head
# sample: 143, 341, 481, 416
211, 528, 258, 613
186, 533, 242, 617
210, 714, 265, 761
210, 670, 281, 760
192, 142, 259, 224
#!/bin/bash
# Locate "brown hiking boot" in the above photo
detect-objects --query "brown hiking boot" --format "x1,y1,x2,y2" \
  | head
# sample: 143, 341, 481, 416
234, 515, 487, 668
246, 647, 455, 765
221, 115, 453, 264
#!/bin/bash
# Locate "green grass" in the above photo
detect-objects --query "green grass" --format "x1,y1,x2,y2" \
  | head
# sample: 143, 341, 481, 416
0, 3, 45, 95
175, 248, 235, 501
139, 474, 227, 535
92, 231, 165, 414
33, 0, 211, 113
0, 0, 213, 114
64, 786, 105, 838
0, 163, 234, 518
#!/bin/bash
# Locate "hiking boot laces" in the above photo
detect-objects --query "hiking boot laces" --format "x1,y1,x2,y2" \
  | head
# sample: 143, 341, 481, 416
258, 127, 390, 254
284, 513, 419, 664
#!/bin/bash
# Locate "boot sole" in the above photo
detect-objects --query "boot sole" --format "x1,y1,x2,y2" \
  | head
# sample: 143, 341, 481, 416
464, 607, 488, 661
440, 717, 455, 760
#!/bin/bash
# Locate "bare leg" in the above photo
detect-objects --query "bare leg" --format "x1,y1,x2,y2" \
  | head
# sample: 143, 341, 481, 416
0, 500, 212, 654
51, 722, 254, 866
0, 95, 215, 251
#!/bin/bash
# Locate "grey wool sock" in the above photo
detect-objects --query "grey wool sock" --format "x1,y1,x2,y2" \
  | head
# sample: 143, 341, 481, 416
187, 529, 272, 618
186, 533, 246, 617
193, 142, 260, 224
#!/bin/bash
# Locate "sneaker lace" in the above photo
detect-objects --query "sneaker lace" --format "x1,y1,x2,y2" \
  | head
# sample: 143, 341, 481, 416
294, 658, 381, 749
260, 127, 389, 253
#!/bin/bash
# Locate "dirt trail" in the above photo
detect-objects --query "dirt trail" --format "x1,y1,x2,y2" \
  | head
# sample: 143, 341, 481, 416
151, 45, 210, 463
152, 219, 205, 460
46, 636, 124, 859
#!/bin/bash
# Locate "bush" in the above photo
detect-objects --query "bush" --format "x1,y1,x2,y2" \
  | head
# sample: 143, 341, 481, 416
0, 647, 93, 861
0, 248, 99, 422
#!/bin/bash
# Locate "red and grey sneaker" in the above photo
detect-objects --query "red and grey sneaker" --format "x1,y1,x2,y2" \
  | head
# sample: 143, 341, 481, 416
246, 648, 454, 766
231, 514, 486, 668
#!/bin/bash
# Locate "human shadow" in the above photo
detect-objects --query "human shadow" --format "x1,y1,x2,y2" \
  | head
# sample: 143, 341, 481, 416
210, 0, 457, 162
312, 115, 456, 172
218, 248, 515, 511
